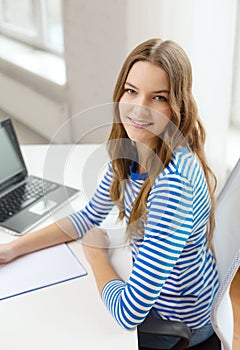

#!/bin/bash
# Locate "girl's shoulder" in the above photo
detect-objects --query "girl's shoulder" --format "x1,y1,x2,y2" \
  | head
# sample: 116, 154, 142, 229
157, 147, 204, 186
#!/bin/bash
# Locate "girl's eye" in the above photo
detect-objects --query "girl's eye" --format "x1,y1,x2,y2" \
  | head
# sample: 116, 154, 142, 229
125, 88, 136, 95
154, 95, 168, 102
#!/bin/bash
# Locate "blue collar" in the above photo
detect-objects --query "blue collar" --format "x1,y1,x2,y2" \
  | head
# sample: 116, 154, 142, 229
130, 162, 148, 181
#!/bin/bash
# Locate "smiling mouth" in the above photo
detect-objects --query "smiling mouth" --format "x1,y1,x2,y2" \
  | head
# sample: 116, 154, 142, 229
128, 116, 153, 127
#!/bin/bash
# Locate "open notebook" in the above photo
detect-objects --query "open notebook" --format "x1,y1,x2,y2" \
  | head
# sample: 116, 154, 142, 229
0, 243, 87, 300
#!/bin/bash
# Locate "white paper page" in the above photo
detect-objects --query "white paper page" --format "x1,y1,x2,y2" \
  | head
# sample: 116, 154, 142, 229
0, 244, 87, 300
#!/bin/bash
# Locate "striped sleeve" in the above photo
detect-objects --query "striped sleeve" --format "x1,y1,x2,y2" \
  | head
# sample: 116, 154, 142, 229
102, 173, 194, 329
68, 162, 114, 238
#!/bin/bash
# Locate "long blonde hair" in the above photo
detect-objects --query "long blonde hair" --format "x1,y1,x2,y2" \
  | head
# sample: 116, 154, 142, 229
107, 39, 216, 244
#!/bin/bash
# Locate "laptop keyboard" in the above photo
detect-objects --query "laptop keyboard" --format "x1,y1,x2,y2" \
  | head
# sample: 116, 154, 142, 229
0, 177, 58, 222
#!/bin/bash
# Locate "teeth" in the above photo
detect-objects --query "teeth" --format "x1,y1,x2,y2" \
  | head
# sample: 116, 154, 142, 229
129, 117, 152, 126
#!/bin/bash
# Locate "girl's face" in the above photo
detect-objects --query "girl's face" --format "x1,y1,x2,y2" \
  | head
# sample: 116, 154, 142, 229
119, 61, 171, 148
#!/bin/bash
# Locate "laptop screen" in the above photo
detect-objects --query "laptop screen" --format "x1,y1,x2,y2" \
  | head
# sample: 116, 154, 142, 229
0, 119, 26, 189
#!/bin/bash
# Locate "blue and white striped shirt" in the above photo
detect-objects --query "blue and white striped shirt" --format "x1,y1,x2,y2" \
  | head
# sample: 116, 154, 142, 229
69, 147, 219, 330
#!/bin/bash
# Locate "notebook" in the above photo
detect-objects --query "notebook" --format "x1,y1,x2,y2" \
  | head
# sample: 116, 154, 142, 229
0, 117, 78, 235
0, 243, 87, 300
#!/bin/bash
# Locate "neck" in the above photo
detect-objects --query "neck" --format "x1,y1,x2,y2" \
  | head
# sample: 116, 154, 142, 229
135, 143, 153, 173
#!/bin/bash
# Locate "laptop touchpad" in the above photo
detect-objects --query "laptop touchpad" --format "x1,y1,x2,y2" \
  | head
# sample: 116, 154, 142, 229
29, 200, 57, 215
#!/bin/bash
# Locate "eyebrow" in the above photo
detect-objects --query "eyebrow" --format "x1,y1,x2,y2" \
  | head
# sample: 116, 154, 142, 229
125, 81, 169, 94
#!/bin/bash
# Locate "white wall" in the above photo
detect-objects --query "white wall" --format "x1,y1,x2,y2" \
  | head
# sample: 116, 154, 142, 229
230, 0, 240, 127
126, 0, 194, 54
63, 0, 127, 143
126, 0, 237, 186
191, 0, 236, 186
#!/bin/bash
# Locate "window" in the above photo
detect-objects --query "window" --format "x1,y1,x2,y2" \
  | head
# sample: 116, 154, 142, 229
0, 0, 64, 55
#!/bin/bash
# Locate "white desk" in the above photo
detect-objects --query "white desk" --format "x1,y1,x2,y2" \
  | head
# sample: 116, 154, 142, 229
0, 145, 138, 350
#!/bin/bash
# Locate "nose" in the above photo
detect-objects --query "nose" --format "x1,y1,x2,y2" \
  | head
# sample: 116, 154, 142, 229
131, 102, 151, 118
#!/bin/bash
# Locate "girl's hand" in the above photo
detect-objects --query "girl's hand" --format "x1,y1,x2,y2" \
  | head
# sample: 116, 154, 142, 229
82, 228, 110, 264
0, 242, 15, 264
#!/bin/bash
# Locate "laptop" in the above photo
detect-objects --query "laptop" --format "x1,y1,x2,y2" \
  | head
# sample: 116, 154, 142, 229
0, 117, 78, 235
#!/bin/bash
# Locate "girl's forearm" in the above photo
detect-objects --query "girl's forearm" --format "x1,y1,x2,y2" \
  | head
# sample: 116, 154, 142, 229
88, 252, 122, 295
9, 218, 78, 260
82, 228, 123, 294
